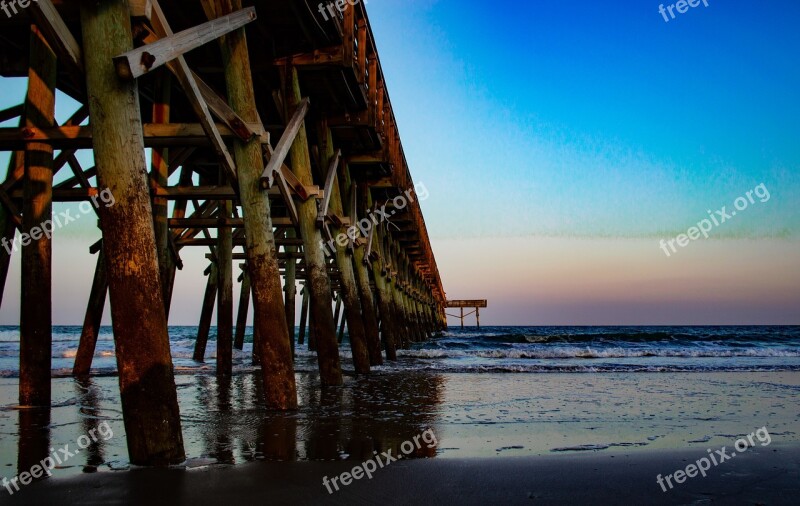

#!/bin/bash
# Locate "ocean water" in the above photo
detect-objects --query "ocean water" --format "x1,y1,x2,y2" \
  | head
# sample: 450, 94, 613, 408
2, 326, 799, 472
1, 325, 799, 377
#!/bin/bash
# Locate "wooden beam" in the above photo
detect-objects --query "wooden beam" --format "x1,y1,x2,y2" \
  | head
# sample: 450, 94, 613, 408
130, 0, 153, 19
317, 149, 341, 226
30, 0, 84, 74
272, 46, 343, 67
269, 165, 298, 226
113, 7, 256, 79
145, 0, 240, 189
259, 98, 310, 189
0, 104, 24, 124
175, 237, 304, 247
0, 122, 260, 150
192, 70, 256, 142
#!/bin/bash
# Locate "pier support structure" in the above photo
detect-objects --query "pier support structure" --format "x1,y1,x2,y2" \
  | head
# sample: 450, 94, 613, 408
0, 0, 448, 466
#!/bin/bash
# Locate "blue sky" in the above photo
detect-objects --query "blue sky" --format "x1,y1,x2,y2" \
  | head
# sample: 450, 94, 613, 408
367, 0, 800, 239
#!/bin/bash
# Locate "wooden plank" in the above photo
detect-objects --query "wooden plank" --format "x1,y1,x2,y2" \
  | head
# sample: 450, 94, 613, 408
342, 0, 356, 68
272, 46, 343, 67
167, 217, 294, 228
113, 7, 256, 79
0, 123, 260, 150
135, 23, 257, 143
446, 300, 488, 308
192, 70, 256, 141
0, 104, 24, 124
152, 185, 288, 200
146, 0, 240, 189
129, 0, 153, 19
272, 168, 299, 226
30, 0, 84, 74
357, 20, 368, 84
317, 149, 341, 226
259, 98, 310, 189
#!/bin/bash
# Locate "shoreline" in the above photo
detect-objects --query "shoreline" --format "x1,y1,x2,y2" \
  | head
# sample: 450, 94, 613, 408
3, 445, 799, 505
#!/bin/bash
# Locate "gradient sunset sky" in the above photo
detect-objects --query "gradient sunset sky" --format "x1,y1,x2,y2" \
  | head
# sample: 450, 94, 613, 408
1, 0, 798, 325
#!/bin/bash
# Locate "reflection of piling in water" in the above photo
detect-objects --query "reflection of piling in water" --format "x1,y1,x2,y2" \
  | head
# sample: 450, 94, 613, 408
75, 378, 107, 470
2, 0, 451, 466
17, 407, 50, 478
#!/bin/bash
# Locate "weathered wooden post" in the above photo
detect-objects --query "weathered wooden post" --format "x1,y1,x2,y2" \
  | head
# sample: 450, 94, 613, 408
285, 67, 342, 386
284, 229, 298, 355
234, 267, 250, 350
0, 148, 21, 309
317, 124, 370, 373
73, 251, 107, 377
217, 175, 233, 377
19, 25, 56, 407
389, 241, 411, 348
149, 73, 174, 316
194, 263, 218, 361
347, 181, 382, 365
80, 0, 184, 464
370, 225, 398, 360
212, 0, 297, 408
298, 283, 309, 345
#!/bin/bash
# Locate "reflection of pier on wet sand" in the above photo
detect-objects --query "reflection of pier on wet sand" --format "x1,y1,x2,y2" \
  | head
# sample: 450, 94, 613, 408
0, 0, 448, 467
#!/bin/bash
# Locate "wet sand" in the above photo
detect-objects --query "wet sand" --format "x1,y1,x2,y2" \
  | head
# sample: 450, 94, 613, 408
3, 445, 800, 505
1, 370, 799, 503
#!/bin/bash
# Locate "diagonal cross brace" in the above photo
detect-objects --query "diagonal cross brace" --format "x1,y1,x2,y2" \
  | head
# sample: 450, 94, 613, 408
317, 148, 341, 227
140, 0, 240, 190
259, 98, 310, 189
113, 6, 256, 80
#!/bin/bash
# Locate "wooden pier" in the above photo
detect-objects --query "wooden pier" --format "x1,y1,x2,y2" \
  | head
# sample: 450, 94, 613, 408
0, 0, 446, 465
447, 300, 488, 328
